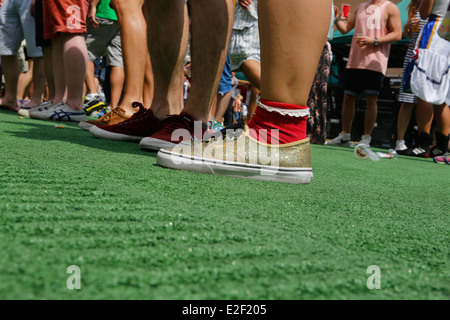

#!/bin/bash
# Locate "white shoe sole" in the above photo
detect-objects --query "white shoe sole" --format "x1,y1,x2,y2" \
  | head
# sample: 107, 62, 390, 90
79, 121, 95, 131
140, 137, 176, 151
17, 109, 30, 117
325, 140, 351, 146
89, 125, 143, 142
157, 148, 313, 184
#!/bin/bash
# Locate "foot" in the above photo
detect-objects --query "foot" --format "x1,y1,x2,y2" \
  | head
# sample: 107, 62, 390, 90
0, 99, 19, 112
30, 102, 86, 122
79, 106, 129, 131
89, 102, 161, 142
409, 132, 432, 157
433, 154, 450, 164
140, 113, 208, 152
359, 135, 372, 147
156, 126, 313, 184
83, 95, 106, 114
427, 145, 448, 158
18, 101, 53, 118
326, 132, 351, 146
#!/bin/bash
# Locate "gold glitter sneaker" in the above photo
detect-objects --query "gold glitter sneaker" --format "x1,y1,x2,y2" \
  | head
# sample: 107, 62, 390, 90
156, 127, 313, 184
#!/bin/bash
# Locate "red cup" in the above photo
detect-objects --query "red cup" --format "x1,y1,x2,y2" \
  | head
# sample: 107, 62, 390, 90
341, 4, 351, 19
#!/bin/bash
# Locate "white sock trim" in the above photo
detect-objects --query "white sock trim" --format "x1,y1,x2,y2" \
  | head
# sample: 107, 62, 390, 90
257, 98, 310, 118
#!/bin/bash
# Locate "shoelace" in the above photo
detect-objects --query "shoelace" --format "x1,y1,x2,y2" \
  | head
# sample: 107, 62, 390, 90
117, 102, 150, 126
99, 106, 125, 123
159, 113, 195, 134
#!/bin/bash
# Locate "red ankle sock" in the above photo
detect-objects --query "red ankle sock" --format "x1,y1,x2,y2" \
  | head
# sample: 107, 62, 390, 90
247, 98, 309, 145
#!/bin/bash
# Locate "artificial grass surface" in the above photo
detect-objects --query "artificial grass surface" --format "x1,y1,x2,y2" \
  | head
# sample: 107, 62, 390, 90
0, 109, 448, 300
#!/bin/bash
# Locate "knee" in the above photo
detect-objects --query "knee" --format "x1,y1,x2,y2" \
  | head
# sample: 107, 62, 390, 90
111, 0, 142, 15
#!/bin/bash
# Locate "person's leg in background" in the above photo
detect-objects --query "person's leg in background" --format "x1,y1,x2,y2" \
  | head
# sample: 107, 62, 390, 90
327, 93, 356, 145
0, 55, 21, 111
49, 36, 66, 106
16, 56, 33, 105
429, 102, 450, 157
410, 98, 435, 156
395, 102, 415, 152
143, 54, 154, 108
88, 0, 189, 142
0, 0, 30, 111
137, 0, 234, 151
18, 0, 54, 117
19, 0, 46, 109
31, 0, 89, 122
59, 34, 89, 111
362, 94, 378, 145
213, 55, 233, 128
181, 0, 234, 124
111, 0, 148, 117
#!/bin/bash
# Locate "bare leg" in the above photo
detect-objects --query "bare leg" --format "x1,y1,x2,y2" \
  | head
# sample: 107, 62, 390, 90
0, 55, 20, 109
434, 103, 450, 136
182, 0, 234, 124
51, 37, 67, 105
85, 61, 98, 95
27, 57, 47, 107
397, 102, 415, 140
113, 0, 147, 116
17, 61, 33, 101
109, 66, 125, 109
146, 0, 189, 120
341, 94, 356, 134
61, 34, 89, 110
143, 54, 154, 108
215, 91, 232, 122
364, 95, 378, 136
416, 98, 434, 134
259, 0, 330, 106
247, 86, 259, 122
42, 46, 55, 101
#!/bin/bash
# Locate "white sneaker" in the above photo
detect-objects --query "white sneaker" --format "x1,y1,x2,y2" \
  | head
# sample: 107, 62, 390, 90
360, 135, 372, 146
18, 101, 53, 118
30, 102, 86, 122
327, 132, 351, 146
395, 139, 408, 151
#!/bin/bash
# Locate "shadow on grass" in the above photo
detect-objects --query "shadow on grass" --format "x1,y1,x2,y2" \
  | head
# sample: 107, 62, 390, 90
1, 115, 157, 159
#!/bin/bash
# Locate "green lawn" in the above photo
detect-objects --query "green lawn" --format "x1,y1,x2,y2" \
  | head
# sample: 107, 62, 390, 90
0, 110, 448, 300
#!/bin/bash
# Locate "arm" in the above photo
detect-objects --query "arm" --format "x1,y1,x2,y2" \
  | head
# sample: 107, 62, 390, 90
403, 16, 420, 39
238, 0, 251, 11
334, 5, 359, 34
88, 0, 101, 28
418, 0, 434, 19
380, 4, 403, 45
357, 4, 403, 47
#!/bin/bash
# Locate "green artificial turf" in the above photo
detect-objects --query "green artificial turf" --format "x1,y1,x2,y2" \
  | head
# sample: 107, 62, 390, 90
0, 110, 448, 300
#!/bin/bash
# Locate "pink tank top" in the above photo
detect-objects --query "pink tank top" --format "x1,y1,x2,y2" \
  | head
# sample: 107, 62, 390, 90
347, 1, 392, 75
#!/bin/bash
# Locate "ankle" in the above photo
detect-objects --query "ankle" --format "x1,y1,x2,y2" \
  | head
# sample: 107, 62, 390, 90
247, 98, 309, 145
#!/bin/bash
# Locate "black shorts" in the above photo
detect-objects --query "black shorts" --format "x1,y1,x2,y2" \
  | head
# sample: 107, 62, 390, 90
34, 0, 52, 47
344, 69, 384, 97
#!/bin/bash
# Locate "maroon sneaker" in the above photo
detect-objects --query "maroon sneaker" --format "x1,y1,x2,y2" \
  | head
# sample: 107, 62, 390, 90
89, 102, 161, 142
139, 113, 208, 151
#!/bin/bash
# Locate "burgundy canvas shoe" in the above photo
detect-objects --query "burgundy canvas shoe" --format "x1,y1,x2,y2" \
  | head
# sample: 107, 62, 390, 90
89, 102, 162, 142
140, 113, 208, 151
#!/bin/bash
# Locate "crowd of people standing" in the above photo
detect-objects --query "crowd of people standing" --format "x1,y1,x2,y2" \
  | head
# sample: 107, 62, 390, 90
0, 0, 449, 185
